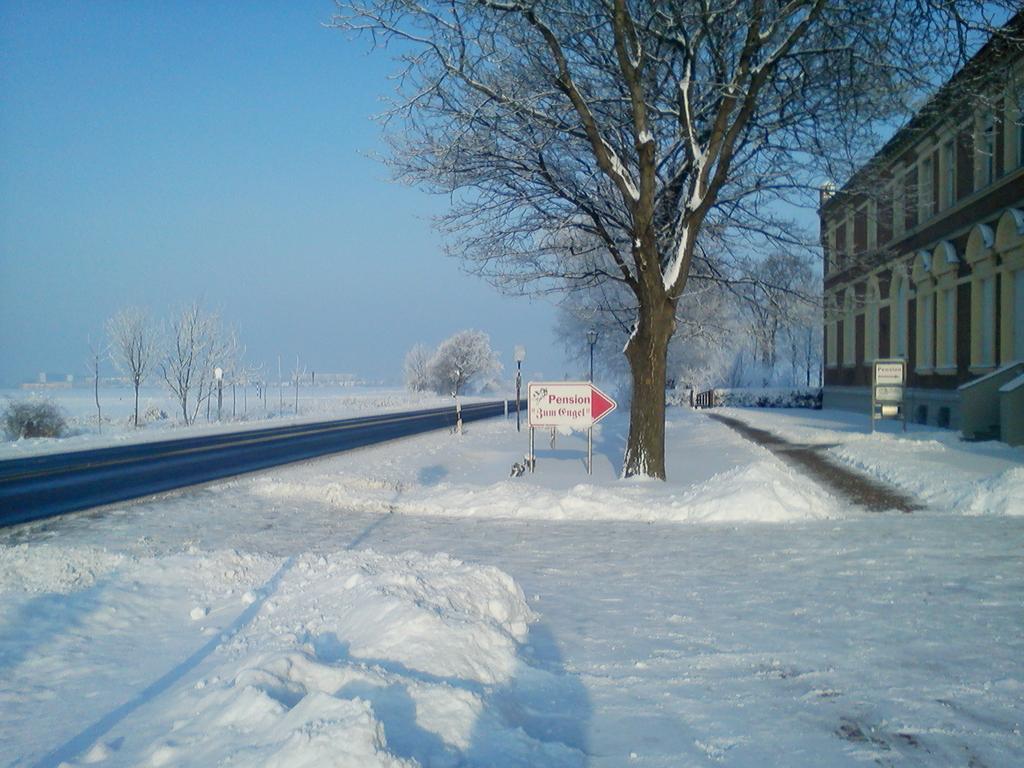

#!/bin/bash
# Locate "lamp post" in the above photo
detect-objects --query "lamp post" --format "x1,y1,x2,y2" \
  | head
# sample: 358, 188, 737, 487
514, 345, 526, 432
214, 367, 224, 421
587, 329, 598, 382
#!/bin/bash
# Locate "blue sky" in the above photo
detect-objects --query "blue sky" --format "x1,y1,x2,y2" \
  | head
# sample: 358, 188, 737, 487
0, 1, 568, 386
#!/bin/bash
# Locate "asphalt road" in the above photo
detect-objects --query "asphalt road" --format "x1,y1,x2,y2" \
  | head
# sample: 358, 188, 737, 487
0, 400, 521, 527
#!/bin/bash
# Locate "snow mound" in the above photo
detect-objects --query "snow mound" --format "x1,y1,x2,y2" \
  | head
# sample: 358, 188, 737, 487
0, 543, 128, 593
259, 460, 838, 523
131, 550, 578, 768
963, 466, 1024, 516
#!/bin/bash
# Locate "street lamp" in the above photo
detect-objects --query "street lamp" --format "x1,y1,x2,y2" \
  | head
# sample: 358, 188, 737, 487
514, 345, 526, 432
586, 329, 598, 382
214, 367, 224, 421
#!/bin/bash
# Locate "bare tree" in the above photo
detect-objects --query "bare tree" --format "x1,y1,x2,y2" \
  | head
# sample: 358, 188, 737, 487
86, 335, 107, 434
333, 1, 1015, 478
107, 308, 157, 428
160, 303, 234, 426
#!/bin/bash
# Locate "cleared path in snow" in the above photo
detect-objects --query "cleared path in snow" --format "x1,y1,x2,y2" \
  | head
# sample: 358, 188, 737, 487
705, 412, 922, 512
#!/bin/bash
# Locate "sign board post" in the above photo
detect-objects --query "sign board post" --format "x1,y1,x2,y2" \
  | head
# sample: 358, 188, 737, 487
871, 358, 907, 432
527, 382, 617, 474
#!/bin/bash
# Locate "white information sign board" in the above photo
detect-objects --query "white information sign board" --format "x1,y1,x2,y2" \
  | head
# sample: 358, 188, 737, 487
871, 358, 907, 431
874, 361, 905, 385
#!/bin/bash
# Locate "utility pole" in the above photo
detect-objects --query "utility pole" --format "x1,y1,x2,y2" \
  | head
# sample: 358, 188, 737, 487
514, 345, 526, 432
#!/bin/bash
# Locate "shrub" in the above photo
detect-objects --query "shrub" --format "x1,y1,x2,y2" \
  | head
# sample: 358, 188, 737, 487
2, 399, 68, 439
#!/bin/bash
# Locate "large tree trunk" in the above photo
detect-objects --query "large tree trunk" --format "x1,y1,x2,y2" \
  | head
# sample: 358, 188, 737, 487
622, 295, 676, 479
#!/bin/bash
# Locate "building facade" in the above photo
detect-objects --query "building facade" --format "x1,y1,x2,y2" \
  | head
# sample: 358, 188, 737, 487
821, 15, 1024, 441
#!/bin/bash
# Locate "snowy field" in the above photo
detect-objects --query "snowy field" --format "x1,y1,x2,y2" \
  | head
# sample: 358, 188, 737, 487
0, 385, 491, 460
1, 405, 1022, 767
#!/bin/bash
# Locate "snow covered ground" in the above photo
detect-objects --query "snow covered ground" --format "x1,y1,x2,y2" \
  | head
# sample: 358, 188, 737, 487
1, 406, 1022, 767
0, 385, 490, 460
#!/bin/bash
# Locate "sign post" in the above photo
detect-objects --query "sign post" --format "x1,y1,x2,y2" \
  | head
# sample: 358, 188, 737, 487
527, 382, 617, 474
872, 358, 907, 432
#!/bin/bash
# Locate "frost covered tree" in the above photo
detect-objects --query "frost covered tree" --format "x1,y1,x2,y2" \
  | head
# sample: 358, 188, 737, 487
107, 307, 158, 428
426, 330, 502, 396
160, 303, 236, 426
403, 344, 433, 392
733, 251, 818, 385
333, 0, 1015, 478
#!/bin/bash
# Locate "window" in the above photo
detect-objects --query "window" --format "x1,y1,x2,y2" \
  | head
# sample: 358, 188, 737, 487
979, 111, 995, 187
826, 297, 838, 368
864, 280, 879, 363
1015, 84, 1024, 169
940, 286, 956, 368
827, 227, 838, 274
1016, 269, 1024, 361
867, 199, 878, 250
891, 274, 908, 358
942, 140, 956, 209
843, 289, 856, 367
921, 293, 935, 368
980, 276, 996, 366
920, 155, 934, 220
893, 170, 905, 237
845, 214, 855, 263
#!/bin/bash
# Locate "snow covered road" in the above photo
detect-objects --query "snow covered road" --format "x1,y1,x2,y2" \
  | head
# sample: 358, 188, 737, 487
2, 407, 1022, 767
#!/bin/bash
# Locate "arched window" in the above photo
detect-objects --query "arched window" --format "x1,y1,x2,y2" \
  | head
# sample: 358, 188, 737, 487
932, 241, 959, 372
966, 224, 996, 370
912, 250, 935, 371
996, 208, 1024, 362
889, 267, 909, 359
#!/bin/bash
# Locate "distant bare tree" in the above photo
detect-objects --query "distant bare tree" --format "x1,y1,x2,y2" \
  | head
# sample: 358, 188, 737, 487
86, 335, 107, 433
160, 303, 234, 426
403, 344, 433, 392
107, 308, 157, 428
333, 1, 1017, 478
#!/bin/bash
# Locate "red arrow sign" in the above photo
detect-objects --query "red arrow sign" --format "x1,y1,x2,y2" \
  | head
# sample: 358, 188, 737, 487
590, 385, 617, 424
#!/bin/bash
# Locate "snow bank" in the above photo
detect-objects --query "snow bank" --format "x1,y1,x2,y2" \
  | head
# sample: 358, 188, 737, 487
0, 542, 128, 593
137, 550, 561, 768
0, 544, 579, 767
717, 407, 1024, 515
255, 459, 838, 523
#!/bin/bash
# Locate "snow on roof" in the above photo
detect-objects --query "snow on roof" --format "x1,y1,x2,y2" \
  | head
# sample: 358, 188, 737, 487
998, 372, 1024, 393
958, 360, 1024, 390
